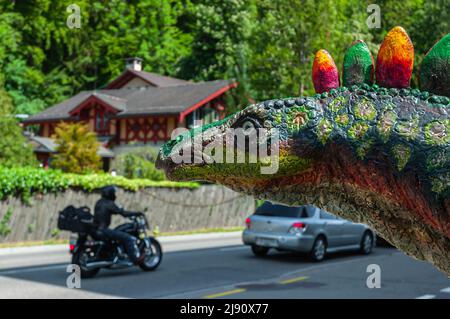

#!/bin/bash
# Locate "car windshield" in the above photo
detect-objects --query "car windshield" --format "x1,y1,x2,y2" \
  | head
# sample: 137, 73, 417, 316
254, 202, 314, 218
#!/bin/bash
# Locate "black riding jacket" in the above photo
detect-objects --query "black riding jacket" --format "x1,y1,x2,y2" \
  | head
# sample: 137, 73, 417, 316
94, 198, 131, 229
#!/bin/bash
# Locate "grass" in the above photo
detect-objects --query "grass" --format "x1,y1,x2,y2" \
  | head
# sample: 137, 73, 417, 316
0, 227, 245, 248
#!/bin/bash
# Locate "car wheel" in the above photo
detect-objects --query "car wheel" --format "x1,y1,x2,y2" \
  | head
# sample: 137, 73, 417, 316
310, 237, 326, 262
360, 231, 373, 254
251, 245, 269, 257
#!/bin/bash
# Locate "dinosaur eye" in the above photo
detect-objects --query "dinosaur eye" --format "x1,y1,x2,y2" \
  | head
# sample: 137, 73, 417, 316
242, 120, 255, 133
232, 116, 262, 135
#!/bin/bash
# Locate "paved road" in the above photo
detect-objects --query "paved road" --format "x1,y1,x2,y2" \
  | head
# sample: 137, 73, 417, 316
0, 232, 448, 299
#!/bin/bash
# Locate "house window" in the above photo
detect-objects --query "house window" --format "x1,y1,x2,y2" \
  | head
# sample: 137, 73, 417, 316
186, 105, 219, 128
202, 106, 218, 124
186, 109, 201, 129
79, 108, 90, 121
95, 110, 110, 134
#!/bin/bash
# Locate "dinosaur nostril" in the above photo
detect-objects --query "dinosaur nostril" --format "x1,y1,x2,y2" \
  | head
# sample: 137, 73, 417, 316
168, 136, 182, 148
167, 139, 176, 148
162, 134, 184, 157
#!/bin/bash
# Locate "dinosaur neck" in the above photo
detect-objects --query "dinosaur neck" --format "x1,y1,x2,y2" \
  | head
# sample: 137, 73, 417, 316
218, 141, 450, 273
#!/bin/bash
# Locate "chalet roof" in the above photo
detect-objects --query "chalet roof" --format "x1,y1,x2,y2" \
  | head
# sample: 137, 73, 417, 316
29, 135, 115, 158
24, 80, 236, 123
106, 69, 191, 88
92, 92, 127, 111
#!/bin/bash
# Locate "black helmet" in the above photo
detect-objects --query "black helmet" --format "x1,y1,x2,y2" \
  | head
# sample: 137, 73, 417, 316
101, 185, 117, 201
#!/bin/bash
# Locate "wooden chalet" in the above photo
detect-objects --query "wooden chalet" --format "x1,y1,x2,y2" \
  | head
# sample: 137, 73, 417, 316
23, 58, 237, 153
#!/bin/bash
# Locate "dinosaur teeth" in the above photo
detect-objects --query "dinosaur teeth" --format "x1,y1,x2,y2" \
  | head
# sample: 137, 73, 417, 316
376, 26, 414, 89
312, 49, 340, 94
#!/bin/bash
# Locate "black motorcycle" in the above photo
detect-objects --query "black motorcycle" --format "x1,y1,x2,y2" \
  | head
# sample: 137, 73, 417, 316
59, 206, 162, 278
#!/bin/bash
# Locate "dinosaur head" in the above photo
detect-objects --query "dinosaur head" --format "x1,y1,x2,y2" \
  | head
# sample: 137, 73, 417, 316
157, 27, 450, 275
155, 98, 326, 195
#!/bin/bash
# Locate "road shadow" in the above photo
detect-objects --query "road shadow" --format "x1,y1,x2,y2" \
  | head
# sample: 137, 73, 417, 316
242, 246, 393, 263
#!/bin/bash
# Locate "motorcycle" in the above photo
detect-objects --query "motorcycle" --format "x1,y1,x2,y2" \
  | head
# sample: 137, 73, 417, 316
68, 212, 162, 278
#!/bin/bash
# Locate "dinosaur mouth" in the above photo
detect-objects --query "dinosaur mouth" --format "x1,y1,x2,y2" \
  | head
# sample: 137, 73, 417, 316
155, 149, 209, 181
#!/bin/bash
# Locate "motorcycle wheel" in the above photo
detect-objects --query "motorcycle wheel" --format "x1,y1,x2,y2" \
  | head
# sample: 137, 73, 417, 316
72, 249, 100, 278
139, 237, 162, 271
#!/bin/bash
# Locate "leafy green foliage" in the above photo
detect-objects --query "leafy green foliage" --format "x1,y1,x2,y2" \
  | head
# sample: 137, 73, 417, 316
0, 82, 37, 168
50, 228, 60, 237
0, 207, 13, 237
0, 0, 191, 115
179, 0, 253, 81
0, 166, 199, 201
0, 166, 70, 202
112, 146, 165, 181
52, 122, 102, 174
0, 0, 448, 116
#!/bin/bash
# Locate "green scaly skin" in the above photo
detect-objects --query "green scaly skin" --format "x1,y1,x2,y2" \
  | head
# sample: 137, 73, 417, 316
156, 84, 450, 274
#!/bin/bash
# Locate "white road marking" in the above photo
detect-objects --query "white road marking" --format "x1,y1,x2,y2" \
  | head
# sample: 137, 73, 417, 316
416, 294, 436, 299
440, 287, 450, 293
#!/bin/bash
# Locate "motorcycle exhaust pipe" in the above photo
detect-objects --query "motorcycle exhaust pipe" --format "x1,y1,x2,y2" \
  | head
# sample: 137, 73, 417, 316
110, 260, 134, 269
85, 260, 114, 269
85, 258, 133, 269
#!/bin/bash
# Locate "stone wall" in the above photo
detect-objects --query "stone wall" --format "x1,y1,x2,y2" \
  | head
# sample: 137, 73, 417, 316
0, 185, 255, 243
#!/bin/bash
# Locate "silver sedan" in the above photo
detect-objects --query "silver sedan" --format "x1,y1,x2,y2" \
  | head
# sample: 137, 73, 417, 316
242, 202, 375, 261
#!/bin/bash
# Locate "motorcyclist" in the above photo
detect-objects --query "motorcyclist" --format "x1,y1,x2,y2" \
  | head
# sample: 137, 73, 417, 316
94, 185, 142, 264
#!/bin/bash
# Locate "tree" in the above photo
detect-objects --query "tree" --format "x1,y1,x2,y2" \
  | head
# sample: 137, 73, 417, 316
0, 81, 37, 167
0, 0, 191, 115
51, 122, 102, 174
178, 0, 256, 112
112, 146, 165, 181
0, 0, 449, 117
245, 0, 375, 101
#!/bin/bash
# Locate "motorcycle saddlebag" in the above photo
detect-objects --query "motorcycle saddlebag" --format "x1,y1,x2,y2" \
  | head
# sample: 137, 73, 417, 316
58, 206, 94, 233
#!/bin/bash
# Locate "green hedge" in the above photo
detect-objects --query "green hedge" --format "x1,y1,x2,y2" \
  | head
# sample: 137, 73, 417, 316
0, 167, 199, 201
111, 146, 165, 181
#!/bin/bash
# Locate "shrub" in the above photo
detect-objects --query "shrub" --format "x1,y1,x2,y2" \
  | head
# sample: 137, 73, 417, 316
0, 207, 13, 236
51, 122, 102, 174
112, 146, 165, 181
0, 84, 37, 168
0, 208, 13, 237
0, 166, 70, 201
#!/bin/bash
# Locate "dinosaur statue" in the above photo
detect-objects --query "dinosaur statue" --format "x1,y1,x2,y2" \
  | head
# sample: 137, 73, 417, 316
156, 27, 450, 274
